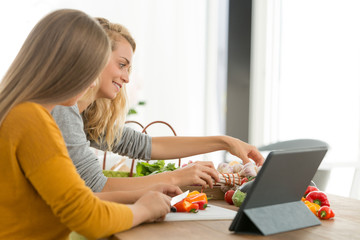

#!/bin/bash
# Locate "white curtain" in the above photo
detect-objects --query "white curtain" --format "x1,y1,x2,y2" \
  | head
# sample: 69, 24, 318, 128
250, 0, 360, 199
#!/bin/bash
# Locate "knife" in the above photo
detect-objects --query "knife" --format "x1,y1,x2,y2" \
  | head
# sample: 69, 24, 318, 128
170, 190, 189, 212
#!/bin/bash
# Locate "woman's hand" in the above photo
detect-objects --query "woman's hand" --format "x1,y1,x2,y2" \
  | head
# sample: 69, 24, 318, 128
129, 191, 171, 226
171, 161, 220, 188
225, 136, 264, 166
143, 183, 182, 198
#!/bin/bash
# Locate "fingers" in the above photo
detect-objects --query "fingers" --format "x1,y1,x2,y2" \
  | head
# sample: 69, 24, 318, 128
248, 147, 265, 166
192, 161, 220, 182
164, 185, 182, 197
249, 150, 264, 166
186, 162, 220, 188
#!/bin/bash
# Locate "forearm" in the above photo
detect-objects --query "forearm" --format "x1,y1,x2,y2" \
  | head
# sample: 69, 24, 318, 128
94, 190, 142, 204
101, 172, 176, 191
151, 136, 230, 160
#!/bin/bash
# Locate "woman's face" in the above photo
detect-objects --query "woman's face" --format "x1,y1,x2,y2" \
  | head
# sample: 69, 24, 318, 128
96, 39, 133, 100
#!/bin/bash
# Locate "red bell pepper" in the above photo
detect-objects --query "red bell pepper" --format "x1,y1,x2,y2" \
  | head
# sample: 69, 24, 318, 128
173, 199, 199, 213
192, 200, 207, 210
305, 191, 330, 207
303, 185, 319, 198
185, 193, 208, 204
173, 192, 208, 213
317, 206, 335, 220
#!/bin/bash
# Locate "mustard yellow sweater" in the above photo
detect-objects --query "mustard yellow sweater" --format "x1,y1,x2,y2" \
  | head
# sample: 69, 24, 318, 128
0, 102, 133, 240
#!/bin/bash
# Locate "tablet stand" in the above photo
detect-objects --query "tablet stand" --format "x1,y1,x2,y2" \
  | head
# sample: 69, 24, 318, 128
231, 200, 321, 235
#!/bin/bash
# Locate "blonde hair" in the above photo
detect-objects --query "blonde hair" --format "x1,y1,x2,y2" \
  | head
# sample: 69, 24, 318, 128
0, 9, 110, 125
82, 18, 136, 150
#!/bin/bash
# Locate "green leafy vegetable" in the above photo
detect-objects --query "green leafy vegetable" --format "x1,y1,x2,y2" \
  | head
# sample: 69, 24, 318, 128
102, 170, 129, 177
135, 160, 178, 177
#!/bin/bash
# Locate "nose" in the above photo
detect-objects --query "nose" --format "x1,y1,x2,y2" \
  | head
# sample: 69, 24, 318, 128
121, 71, 130, 84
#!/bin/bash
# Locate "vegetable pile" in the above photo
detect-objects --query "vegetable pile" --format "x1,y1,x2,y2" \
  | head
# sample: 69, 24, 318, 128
172, 191, 208, 213
302, 186, 335, 220
217, 161, 259, 194
217, 161, 257, 206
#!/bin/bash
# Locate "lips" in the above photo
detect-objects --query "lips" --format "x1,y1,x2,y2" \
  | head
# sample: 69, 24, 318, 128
112, 81, 122, 91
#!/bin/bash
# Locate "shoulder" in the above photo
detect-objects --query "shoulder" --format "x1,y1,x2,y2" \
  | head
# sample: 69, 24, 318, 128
52, 104, 81, 121
8, 102, 53, 125
4, 102, 62, 141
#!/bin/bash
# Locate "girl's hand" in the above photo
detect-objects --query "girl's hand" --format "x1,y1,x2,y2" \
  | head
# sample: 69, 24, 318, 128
226, 136, 264, 166
129, 191, 171, 226
172, 161, 220, 188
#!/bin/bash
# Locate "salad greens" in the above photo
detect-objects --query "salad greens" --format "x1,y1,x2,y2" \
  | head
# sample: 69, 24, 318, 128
135, 160, 178, 177
102, 170, 129, 177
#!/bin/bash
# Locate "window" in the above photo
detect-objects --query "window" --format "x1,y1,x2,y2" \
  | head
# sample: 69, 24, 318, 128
251, 0, 360, 198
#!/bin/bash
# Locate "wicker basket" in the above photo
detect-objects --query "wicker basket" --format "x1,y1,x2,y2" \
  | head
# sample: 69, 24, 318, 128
102, 120, 182, 177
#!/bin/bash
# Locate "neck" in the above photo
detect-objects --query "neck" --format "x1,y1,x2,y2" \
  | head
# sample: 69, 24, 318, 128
77, 98, 94, 113
77, 88, 100, 113
41, 103, 56, 113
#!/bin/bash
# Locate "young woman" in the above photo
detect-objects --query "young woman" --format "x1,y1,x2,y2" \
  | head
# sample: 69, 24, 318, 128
0, 9, 181, 240
51, 18, 264, 196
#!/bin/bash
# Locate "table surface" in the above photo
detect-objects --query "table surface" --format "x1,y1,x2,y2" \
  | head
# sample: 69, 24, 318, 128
112, 194, 360, 240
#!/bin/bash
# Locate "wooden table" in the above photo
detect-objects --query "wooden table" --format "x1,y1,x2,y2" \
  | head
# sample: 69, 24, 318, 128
112, 194, 359, 240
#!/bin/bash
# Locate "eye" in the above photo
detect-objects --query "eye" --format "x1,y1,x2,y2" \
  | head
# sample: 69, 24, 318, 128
119, 63, 126, 69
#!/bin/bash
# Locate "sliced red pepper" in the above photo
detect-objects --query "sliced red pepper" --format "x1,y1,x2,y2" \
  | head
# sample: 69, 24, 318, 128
317, 206, 335, 220
303, 186, 319, 198
305, 191, 330, 207
189, 203, 199, 213
173, 200, 200, 213
192, 200, 207, 210
185, 193, 208, 204
186, 190, 200, 198
173, 192, 208, 213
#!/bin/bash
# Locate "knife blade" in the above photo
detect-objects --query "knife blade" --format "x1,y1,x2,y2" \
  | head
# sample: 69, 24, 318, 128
170, 190, 189, 206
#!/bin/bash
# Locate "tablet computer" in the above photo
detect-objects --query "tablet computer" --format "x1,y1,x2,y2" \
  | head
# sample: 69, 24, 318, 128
229, 147, 328, 235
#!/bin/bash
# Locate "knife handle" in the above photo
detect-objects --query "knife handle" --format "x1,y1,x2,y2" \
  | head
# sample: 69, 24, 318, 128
170, 206, 177, 212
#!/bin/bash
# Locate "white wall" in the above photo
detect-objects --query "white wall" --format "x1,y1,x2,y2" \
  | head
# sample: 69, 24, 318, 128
0, 0, 227, 166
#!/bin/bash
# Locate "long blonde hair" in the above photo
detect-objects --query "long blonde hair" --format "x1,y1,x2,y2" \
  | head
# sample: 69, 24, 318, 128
82, 18, 136, 150
0, 9, 110, 125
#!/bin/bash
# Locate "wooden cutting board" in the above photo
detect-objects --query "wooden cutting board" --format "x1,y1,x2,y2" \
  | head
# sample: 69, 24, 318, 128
165, 204, 237, 222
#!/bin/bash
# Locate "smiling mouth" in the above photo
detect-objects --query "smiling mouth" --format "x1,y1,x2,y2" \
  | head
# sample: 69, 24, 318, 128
112, 81, 122, 91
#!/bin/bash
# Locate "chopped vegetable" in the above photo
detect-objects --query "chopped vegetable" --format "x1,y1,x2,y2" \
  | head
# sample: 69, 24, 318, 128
173, 192, 207, 213
305, 191, 330, 207
185, 193, 208, 204
192, 200, 207, 210
232, 189, 247, 207
186, 190, 200, 198
317, 206, 335, 220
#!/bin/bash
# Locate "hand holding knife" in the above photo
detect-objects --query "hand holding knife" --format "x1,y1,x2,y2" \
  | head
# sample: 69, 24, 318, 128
170, 190, 189, 212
